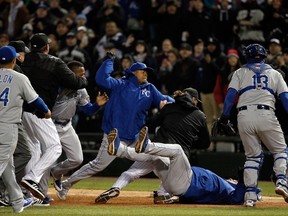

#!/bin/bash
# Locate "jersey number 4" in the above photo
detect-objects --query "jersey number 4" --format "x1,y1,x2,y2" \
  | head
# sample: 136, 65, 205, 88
0, 87, 10, 106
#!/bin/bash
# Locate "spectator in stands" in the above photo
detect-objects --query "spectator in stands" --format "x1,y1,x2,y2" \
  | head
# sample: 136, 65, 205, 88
18, 23, 34, 45
158, 49, 179, 94
182, 0, 213, 45
28, 2, 55, 35
210, 0, 238, 52
234, 0, 265, 46
205, 36, 226, 69
166, 42, 199, 94
55, 19, 70, 49
47, 33, 60, 56
263, 0, 288, 40
192, 38, 205, 63
57, 31, 92, 74
155, 38, 175, 70
266, 38, 283, 69
214, 48, 241, 131
0, 33, 9, 47
196, 49, 220, 133
49, 0, 68, 23
94, 20, 126, 60
155, 0, 183, 48
95, 0, 126, 36
2, 0, 29, 40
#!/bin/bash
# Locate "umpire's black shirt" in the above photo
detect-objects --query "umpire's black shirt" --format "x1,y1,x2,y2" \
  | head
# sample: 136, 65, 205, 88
152, 94, 210, 157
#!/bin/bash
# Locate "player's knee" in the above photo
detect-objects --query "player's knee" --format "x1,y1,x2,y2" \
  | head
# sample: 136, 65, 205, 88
69, 155, 83, 167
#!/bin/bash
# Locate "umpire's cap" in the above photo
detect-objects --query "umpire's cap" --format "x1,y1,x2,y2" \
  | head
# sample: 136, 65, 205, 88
0, 46, 19, 63
125, 62, 154, 74
183, 87, 202, 103
30, 33, 51, 49
9, 40, 30, 53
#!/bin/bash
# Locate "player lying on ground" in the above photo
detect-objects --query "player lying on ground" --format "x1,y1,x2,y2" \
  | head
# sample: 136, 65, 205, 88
103, 126, 262, 205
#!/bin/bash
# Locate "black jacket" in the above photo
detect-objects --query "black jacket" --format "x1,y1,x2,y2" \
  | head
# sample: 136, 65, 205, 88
21, 51, 88, 110
152, 95, 210, 157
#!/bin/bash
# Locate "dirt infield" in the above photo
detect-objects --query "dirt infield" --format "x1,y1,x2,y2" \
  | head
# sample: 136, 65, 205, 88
47, 188, 288, 208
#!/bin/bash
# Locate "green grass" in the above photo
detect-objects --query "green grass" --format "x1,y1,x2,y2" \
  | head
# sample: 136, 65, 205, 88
1, 178, 288, 216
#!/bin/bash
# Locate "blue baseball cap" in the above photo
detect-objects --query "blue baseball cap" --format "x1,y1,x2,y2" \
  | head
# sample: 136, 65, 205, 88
128, 62, 154, 73
0, 46, 20, 63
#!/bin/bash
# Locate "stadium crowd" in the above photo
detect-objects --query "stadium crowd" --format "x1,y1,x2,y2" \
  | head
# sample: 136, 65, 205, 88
1, 0, 288, 134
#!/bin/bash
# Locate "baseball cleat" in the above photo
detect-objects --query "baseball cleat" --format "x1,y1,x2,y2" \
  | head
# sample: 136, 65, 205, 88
33, 198, 50, 207
21, 179, 45, 200
107, 128, 120, 156
51, 171, 63, 192
275, 182, 288, 203
244, 199, 256, 207
44, 195, 54, 203
0, 199, 9, 207
95, 187, 120, 204
135, 126, 148, 153
56, 187, 69, 200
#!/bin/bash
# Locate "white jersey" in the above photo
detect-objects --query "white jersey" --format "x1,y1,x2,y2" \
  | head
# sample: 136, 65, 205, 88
0, 68, 38, 124
229, 65, 288, 109
51, 88, 90, 121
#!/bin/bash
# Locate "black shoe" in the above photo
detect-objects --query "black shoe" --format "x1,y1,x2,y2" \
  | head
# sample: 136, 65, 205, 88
21, 179, 45, 200
95, 187, 120, 204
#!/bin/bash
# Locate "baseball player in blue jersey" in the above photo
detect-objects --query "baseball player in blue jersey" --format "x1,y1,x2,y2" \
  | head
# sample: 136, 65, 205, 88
50, 61, 108, 192
57, 54, 174, 200
120, 126, 261, 205
0, 46, 50, 212
217, 44, 288, 207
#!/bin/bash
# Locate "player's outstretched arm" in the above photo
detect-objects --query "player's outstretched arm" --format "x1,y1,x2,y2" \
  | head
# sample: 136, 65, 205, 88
96, 91, 109, 106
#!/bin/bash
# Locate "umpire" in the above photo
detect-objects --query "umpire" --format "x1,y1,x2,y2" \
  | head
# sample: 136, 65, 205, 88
20, 33, 88, 200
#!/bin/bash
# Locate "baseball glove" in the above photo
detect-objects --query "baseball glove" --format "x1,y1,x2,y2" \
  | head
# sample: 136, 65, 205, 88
211, 119, 236, 137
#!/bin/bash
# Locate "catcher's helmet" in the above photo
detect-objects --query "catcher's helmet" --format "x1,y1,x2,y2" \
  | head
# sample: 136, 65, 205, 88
244, 44, 267, 59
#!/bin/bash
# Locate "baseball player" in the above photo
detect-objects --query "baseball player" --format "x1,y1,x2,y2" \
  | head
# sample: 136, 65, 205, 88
56, 53, 174, 200
95, 88, 211, 204
50, 61, 108, 192
131, 127, 262, 205
20, 33, 88, 200
217, 44, 288, 207
0, 46, 50, 212
0, 40, 31, 205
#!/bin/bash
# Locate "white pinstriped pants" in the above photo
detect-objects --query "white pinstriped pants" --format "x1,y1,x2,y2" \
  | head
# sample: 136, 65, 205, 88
21, 112, 62, 183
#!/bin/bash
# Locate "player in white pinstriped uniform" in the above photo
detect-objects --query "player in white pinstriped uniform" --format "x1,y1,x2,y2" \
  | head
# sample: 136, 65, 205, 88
218, 44, 288, 207
0, 46, 50, 212
50, 61, 108, 192
19, 33, 88, 201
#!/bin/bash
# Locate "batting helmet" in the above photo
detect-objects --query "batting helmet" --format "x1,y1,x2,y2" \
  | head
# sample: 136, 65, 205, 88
244, 44, 267, 59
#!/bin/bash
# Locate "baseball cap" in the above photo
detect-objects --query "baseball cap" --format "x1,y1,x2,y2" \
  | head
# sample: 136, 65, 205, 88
179, 43, 192, 51
183, 87, 202, 103
76, 14, 87, 22
127, 62, 154, 74
206, 36, 218, 45
30, 33, 51, 49
37, 2, 49, 9
0, 46, 20, 63
66, 31, 76, 38
227, 49, 239, 59
9, 40, 30, 53
269, 38, 281, 45
77, 26, 87, 32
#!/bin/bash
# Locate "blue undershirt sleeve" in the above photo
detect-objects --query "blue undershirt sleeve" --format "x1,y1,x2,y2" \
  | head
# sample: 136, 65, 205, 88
279, 92, 288, 113
223, 88, 238, 117
79, 103, 100, 116
30, 97, 48, 113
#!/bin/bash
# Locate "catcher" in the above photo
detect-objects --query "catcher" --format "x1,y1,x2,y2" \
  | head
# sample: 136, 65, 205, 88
215, 43, 288, 207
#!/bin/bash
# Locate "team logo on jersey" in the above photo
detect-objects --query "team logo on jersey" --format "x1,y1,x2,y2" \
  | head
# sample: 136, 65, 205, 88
141, 89, 150, 97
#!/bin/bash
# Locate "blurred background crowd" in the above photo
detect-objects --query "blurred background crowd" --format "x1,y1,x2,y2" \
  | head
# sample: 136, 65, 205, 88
1, 0, 288, 136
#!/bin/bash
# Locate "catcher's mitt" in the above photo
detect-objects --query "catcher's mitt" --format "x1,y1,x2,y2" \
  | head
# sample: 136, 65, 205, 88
211, 119, 236, 137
